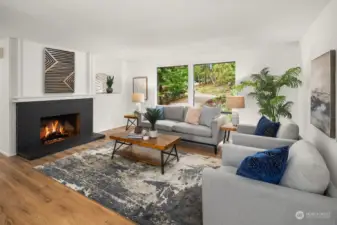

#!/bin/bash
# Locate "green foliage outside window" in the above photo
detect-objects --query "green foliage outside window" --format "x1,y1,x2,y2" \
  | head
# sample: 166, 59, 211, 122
157, 66, 188, 105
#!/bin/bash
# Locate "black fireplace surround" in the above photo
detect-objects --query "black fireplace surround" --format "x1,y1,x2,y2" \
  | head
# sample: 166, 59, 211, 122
16, 98, 105, 160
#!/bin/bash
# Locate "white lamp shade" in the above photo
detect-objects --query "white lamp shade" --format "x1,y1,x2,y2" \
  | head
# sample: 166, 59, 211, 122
132, 93, 145, 103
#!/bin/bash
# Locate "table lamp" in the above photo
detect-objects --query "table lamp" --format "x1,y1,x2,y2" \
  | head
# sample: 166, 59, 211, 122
132, 93, 145, 112
226, 96, 245, 126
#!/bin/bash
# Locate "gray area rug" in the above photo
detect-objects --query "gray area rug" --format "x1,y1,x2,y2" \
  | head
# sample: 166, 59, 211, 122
35, 142, 221, 225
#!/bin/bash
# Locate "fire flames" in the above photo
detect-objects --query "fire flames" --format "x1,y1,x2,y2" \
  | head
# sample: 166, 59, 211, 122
40, 120, 68, 144
44, 120, 64, 138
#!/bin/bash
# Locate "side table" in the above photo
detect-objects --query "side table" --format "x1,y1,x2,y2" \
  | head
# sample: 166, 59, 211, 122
220, 124, 237, 143
124, 114, 138, 130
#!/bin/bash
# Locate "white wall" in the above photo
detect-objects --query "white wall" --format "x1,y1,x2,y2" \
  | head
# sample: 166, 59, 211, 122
0, 38, 11, 156
19, 40, 89, 97
299, 0, 337, 193
92, 54, 130, 132
126, 43, 301, 124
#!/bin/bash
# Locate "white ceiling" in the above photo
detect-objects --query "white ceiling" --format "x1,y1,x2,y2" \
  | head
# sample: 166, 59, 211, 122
0, 0, 331, 59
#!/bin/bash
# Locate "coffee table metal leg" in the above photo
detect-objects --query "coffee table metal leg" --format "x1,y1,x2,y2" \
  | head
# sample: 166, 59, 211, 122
173, 144, 179, 162
111, 140, 132, 159
161, 151, 164, 174
111, 141, 117, 159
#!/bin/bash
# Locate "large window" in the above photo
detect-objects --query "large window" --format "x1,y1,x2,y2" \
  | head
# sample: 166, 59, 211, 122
157, 65, 188, 105
194, 62, 235, 110
157, 62, 235, 110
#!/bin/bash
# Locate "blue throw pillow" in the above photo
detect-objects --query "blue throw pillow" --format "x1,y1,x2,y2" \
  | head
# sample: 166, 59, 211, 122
236, 146, 289, 184
254, 116, 280, 137
156, 106, 165, 120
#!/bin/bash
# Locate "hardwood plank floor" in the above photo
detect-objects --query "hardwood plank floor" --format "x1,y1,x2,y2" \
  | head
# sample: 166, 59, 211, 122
0, 126, 222, 225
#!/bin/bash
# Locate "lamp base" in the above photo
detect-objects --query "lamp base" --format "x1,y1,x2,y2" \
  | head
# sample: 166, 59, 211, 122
135, 103, 142, 112
232, 112, 240, 126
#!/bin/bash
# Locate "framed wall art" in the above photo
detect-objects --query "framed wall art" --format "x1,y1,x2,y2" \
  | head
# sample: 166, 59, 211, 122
44, 47, 75, 93
133, 77, 148, 100
310, 50, 336, 138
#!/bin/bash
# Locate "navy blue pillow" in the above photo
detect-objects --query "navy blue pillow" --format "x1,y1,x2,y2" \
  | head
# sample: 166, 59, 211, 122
236, 146, 289, 184
156, 106, 165, 120
254, 116, 280, 137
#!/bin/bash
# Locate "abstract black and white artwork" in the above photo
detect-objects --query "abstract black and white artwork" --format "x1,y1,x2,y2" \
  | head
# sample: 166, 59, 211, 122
35, 142, 220, 225
95, 73, 109, 93
45, 48, 75, 93
311, 50, 336, 138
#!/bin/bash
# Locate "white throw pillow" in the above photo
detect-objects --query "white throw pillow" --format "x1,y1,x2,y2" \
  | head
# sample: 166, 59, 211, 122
276, 122, 299, 140
280, 140, 330, 194
185, 107, 202, 125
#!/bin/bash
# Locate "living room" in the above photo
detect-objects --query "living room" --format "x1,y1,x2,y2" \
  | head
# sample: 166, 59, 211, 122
0, 0, 337, 224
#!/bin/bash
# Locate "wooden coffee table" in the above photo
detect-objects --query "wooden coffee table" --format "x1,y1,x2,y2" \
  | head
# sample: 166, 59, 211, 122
109, 132, 180, 174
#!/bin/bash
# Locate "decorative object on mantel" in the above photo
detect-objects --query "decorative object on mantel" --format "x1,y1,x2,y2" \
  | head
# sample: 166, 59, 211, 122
133, 76, 148, 100
132, 93, 145, 112
106, 75, 114, 93
235, 67, 302, 122
44, 48, 75, 93
143, 108, 162, 138
226, 96, 245, 126
311, 50, 336, 138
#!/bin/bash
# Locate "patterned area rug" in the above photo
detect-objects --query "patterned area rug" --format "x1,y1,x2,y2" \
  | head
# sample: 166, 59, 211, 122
35, 142, 221, 225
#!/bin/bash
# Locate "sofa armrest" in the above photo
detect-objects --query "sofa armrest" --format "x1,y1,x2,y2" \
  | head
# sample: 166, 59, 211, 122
232, 133, 297, 149
222, 144, 263, 167
211, 115, 228, 143
237, 124, 256, 134
202, 168, 337, 225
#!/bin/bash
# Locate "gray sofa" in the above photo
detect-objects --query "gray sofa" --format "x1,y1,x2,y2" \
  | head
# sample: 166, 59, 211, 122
232, 122, 299, 149
202, 141, 337, 225
138, 105, 228, 154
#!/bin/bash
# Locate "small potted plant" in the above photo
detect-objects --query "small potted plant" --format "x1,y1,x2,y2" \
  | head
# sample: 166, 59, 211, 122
143, 108, 162, 138
106, 76, 114, 93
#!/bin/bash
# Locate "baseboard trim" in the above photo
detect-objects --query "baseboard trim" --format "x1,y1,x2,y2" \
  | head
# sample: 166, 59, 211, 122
0, 149, 16, 157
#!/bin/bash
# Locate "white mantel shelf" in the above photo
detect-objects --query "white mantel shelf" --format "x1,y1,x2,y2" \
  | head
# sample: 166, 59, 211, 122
12, 95, 95, 103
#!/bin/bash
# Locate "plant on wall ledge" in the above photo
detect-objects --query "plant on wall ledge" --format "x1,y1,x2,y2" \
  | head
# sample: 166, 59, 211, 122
235, 67, 302, 122
106, 76, 114, 93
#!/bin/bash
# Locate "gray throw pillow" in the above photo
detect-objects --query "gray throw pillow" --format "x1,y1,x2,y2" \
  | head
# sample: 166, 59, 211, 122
199, 106, 221, 127
163, 106, 185, 121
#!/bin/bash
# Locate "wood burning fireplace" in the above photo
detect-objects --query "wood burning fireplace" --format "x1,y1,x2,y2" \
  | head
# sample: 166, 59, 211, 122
16, 98, 104, 159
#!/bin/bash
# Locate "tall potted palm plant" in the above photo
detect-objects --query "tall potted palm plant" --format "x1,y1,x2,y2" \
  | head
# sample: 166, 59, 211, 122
235, 67, 302, 122
143, 108, 162, 138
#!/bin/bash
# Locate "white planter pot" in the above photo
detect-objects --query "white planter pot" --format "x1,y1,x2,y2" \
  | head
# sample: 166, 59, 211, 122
149, 130, 158, 138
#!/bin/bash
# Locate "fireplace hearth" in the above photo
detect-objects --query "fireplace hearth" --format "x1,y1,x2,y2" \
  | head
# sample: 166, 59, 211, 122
16, 98, 104, 159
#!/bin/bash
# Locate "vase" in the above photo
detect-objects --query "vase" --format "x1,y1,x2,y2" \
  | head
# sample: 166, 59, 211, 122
149, 130, 158, 138
106, 87, 113, 93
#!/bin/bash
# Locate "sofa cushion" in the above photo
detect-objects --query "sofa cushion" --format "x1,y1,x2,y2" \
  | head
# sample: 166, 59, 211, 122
163, 106, 185, 122
199, 106, 221, 127
276, 122, 299, 140
185, 107, 202, 125
173, 122, 212, 137
280, 140, 330, 194
236, 146, 289, 185
254, 116, 280, 137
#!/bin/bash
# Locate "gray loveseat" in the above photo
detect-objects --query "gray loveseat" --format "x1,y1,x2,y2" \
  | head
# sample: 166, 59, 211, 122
138, 105, 228, 154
